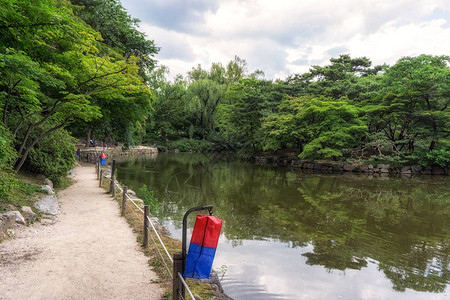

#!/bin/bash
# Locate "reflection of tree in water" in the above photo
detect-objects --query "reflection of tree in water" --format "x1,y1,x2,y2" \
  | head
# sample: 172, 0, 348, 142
117, 153, 450, 293
294, 176, 450, 293
303, 239, 367, 271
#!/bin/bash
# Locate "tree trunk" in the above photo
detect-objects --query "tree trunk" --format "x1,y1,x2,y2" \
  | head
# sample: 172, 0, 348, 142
86, 127, 92, 147
17, 125, 33, 157
409, 140, 414, 151
429, 140, 435, 151
15, 123, 65, 172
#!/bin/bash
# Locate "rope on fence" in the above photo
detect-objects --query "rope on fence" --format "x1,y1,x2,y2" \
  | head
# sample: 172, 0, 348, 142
178, 272, 196, 300
147, 215, 174, 264
127, 194, 145, 213
128, 204, 143, 220
148, 229, 173, 278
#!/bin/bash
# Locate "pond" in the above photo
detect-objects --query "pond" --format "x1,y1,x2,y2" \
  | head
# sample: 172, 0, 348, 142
116, 152, 450, 300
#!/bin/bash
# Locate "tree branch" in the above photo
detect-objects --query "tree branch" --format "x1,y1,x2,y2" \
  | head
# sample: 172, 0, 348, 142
15, 120, 68, 172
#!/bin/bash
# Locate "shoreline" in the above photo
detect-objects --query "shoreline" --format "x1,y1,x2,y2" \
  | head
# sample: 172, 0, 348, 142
254, 155, 450, 176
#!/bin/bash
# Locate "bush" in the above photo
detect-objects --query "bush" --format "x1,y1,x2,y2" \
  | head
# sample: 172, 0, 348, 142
26, 129, 76, 186
415, 150, 450, 168
137, 184, 159, 213
162, 138, 214, 152
0, 125, 17, 169
0, 171, 43, 211
0, 172, 19, 202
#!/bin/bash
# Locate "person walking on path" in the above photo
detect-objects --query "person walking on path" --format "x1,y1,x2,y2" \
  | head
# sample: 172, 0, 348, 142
0, 164, 163, 300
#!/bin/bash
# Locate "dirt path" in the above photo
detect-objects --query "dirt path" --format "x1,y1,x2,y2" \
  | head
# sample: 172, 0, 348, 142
0, 164, 163, 300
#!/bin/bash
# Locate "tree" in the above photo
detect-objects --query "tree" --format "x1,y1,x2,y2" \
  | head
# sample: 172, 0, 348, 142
367, 55, 450, 153
144, 66, 188, 142
220, 78, 282, 151
184, 79, 225, 139
286, 54, 384, 101
225, 55, 247, 86
0, 0, 153, 173
262, 96, 368, 159
70, 0, 159, 74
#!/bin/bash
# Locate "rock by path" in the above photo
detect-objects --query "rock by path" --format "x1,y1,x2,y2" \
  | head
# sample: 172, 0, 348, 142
0, 164, 162, 300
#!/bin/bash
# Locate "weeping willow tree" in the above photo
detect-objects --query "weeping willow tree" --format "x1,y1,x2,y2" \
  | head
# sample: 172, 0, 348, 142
184, 79, 225, 139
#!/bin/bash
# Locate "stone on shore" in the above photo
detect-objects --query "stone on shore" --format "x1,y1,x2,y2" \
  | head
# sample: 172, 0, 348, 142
343, 164, 356, 171
0, 213, 17, 240
44, 178, 53, 189
67, 169, 76, 179
401, 166, 412, 174
34, 195, 59, 215
3, 211, 26, 225
21, 206, 37, 223
41, 184, 54, 195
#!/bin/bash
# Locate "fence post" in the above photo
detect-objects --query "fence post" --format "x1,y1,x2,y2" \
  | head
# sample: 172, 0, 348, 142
110, 159, 116, 195
96, 158, 100, 179
173, 252, 184, 300
99, 170, 103, 187
122, 186, 127, 216
143, 205, 149, 247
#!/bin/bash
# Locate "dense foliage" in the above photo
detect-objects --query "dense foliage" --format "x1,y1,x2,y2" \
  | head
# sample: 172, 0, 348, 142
0, 0, 158, 184
146, 54, 449, 167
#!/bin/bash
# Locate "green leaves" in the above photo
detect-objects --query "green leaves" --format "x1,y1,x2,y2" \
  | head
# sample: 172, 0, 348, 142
368, 55, 450, 153
0, 0, 157, 177
262, 96, 368, 159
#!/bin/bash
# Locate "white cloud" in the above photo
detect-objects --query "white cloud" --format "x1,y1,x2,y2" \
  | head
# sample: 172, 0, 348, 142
123, 0, 450, 79
348, 19, 450, 65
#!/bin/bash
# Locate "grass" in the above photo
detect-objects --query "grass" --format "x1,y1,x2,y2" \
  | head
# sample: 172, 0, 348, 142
0, 169, 74, 218
98, 167, 216, 299
0, 170, 45, 214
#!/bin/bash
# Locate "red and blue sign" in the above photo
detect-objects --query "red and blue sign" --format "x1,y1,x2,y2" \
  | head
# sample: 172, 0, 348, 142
184, 214, 222, 279
100, 152, 106, 165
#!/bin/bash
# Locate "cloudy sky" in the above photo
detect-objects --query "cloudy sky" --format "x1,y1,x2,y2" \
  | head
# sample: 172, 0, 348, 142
120, 0, 450, 79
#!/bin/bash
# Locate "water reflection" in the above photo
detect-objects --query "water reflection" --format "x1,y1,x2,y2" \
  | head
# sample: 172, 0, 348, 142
116, 153, 450, 299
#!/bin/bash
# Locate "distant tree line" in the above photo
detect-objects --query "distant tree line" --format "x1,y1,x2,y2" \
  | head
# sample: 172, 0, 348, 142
147, 54, 450, 168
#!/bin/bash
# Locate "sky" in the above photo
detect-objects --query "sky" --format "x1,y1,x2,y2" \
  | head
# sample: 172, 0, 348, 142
120, 0, 450, 80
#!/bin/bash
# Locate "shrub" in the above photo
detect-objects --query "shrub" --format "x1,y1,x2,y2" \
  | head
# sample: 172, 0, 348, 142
162, 138, 214, 152
0, 172, 19, 202
415, 150, 450, 168
0, 125, 17, 169
26, 129, 76, 186
137, 184, 159, 213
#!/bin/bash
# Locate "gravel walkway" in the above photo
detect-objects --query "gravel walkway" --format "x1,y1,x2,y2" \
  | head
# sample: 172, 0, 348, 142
0, 164, 162, 300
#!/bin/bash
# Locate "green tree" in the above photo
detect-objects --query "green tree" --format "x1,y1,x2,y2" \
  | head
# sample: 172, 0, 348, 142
144, 66, 188, 142
262, 96, 368, 159
220, 78, 283, 152
225, 55, 247, 86
367, 55, 450, 153
286, 54, 384, 101
184, 79, 225, 139
0, 0, 154, 175
70, 0, 159, 74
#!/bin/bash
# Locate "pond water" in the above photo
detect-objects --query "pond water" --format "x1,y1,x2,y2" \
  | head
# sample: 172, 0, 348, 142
116, 152, 450, 300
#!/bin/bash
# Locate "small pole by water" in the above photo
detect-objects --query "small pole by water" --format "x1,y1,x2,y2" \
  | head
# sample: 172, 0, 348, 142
122, 186, 127, 216
96, 157, 100, 179
110, 159, 116, 195
143, 205, 149, 247
99, 170, 103, 187
172, 252, 183, 300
